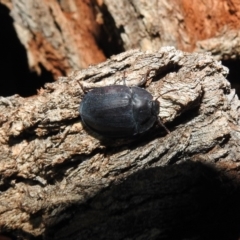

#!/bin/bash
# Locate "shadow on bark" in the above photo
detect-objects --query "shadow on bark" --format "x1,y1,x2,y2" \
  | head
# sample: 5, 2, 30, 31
44, 161, 240, 240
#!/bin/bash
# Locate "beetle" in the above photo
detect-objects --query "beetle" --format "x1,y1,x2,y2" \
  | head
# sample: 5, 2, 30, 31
79, 69, 169, 138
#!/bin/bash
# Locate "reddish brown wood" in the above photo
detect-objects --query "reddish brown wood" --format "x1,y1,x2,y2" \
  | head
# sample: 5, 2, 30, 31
2, 0, 106, 79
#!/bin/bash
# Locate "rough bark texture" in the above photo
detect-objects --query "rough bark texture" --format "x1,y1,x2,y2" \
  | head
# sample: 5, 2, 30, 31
1, 0, 240, 239
195, 29, 240, 60
0, 0, 106, 78
2, 0, 240, 82
1, 47, 240, 239
100, 0, 240, 59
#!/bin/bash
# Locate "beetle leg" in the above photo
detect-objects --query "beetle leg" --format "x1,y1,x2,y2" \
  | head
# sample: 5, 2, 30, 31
77, 80, 93, 93
114, 71, 127, 85
78, 81, 85, 93
122, 71, 127, 85
137, 68, 159, 86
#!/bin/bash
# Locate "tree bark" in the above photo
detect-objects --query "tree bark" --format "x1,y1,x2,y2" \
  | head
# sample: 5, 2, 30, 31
0, 47, 240, 239
0, 0, 106, 78
2, 0, 240, 83
100, 0, 240, 60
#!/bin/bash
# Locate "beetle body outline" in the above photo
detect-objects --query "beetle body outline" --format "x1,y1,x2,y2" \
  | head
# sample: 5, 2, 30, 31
79, 70, 169, 138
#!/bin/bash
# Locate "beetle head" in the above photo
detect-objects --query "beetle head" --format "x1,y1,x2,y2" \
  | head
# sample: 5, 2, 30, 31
151, 100, 160, 116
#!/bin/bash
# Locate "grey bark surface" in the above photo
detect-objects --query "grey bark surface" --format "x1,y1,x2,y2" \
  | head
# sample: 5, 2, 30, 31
1, 47, 240, 239
102, 0, 187, 51
195, 29, 240, 60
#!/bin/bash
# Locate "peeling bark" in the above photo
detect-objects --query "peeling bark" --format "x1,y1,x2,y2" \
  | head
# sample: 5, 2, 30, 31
0, 47, 240, 239
195, 29, 240, 60
100, 0, 240, 59
1, 0, 106, 78
2, 0, 240, 84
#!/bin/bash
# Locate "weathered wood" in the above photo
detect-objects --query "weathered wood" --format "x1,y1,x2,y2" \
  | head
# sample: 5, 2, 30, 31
101, 0, 240, 60
195, 29, 240, 60
0, 47, 240, 239
2, 0, 240, 83
1, 0, 106, 78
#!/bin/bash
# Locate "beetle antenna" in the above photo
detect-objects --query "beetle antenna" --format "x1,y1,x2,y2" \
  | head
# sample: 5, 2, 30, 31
154, 88, 175, 135
157, 117, 170, 134
155, 89, 176, 101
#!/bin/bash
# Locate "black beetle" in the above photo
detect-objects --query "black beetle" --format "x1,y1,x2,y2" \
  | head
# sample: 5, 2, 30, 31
79, 69, 169, 138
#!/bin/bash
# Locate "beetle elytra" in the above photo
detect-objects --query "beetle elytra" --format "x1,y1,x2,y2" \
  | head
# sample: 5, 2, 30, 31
79, 69, 170, 138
